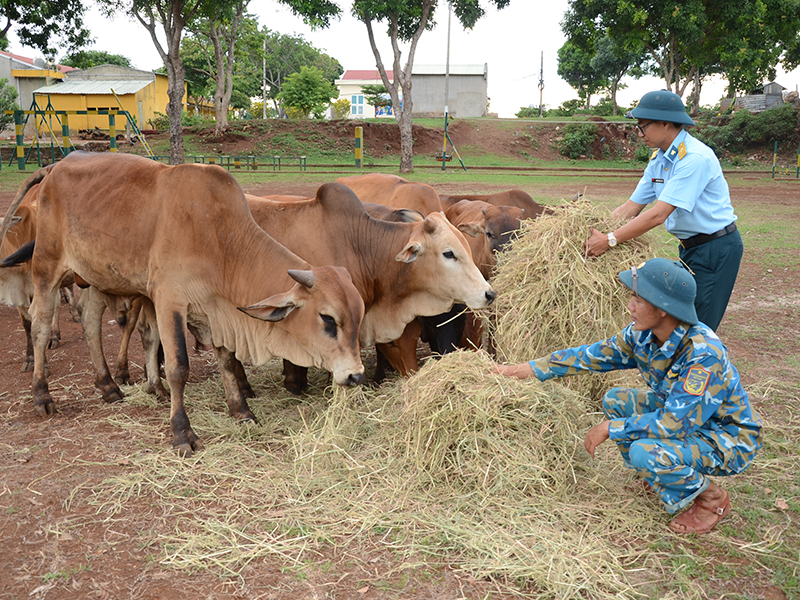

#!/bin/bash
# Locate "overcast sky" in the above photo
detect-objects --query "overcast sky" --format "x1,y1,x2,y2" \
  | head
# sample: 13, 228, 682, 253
6, 0, 800, 118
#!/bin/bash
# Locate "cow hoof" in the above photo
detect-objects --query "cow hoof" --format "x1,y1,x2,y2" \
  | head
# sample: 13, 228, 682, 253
174, 438, 204, 458
21, 361, 34, 373
33, 400, 55, 416
102, 389, 125, 403
236, 412, 258, 424
174, 443, 195, 458
114, 373, 132, 386
284, 381, 307, 396
48, 337, 61, 350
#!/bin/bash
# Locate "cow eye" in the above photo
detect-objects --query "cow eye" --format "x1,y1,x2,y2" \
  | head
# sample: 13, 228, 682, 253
486, 231, 495, 240
443, 250, 456, 260
321, 314, 337, 338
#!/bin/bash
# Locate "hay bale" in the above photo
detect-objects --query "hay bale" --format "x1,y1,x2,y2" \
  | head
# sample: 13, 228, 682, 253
487, 201, 659, 401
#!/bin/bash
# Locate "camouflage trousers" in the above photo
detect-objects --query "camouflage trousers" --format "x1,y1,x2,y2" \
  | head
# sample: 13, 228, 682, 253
603, 387, 727, 514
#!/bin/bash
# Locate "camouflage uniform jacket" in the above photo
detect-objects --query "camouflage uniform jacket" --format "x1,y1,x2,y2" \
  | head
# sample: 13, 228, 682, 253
529, 322, 762, 473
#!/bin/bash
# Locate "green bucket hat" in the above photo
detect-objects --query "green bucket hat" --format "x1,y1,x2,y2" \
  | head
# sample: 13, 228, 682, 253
618, 258, 698, 325
627, 90, 695, 126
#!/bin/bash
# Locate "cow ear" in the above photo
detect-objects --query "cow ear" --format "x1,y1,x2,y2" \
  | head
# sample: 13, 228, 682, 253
288, 269, 315, 289
457, 222, 484, 238
238, 292, 299, 322
396, 241, 422, 263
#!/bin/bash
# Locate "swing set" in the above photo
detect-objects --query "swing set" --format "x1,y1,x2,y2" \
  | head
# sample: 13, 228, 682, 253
4, 91, 153, 170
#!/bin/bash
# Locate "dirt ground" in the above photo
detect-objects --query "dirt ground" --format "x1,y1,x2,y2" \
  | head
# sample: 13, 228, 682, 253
0, 163, 798, 599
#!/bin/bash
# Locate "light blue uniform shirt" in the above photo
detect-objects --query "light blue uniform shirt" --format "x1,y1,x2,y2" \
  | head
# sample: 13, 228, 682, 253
629, 129, 736, 239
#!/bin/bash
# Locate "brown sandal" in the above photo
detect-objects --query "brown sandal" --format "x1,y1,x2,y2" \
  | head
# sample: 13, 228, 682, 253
669, 489, 731, 534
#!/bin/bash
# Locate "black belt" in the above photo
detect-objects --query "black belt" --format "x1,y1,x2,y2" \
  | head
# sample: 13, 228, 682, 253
680, 222, 737, 249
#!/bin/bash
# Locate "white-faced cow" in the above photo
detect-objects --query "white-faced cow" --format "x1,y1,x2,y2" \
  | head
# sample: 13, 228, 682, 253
336, 174, 444, 216
0, 153, 366, 456
248, 184, 495, 389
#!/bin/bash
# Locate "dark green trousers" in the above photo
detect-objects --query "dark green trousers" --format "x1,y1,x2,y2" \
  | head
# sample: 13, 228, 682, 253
679, 229, 743, 331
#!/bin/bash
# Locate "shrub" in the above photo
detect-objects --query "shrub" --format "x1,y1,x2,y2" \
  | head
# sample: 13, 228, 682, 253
516, 106, 545, 118
557, 123, 597, 159
332, 98, 351, 120
549, 99, 584, 117
0, 78, 19, 131
694, 104, 800, 154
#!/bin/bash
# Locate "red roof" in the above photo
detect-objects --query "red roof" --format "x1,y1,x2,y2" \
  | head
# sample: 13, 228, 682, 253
0, 49, 76, 73
342, 69, 394, 82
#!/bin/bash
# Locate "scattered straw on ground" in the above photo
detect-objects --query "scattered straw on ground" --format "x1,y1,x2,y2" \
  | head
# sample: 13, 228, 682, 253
93, 351, 668, 598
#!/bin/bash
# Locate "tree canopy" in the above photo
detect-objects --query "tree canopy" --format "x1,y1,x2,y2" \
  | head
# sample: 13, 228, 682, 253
0, 0, 91, 55
277, 65, 338, 118
562, 0, 800, 98
60, 50, 134, 69
280, 0, 511, 172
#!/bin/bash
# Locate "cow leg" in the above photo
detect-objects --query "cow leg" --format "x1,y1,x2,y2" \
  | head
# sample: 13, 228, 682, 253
137, 299, 169, 402
232, 357, 256, 399
419, 306, 467, 355
113, 296, 142, 386
214, 347, 257, 422
156, 305, 202, 457
16, 307, 34, 372
48, 295, 62, 349
61, 283, 81, 322
460, 311, 484, 351
79, 287, 125, 403
29, 285, 61, 416
282, 360, 309, 395
373, 347, 393, 384
375, 319, 423, 380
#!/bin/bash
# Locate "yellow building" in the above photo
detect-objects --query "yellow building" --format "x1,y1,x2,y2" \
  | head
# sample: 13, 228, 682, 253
31, 64, 186, 133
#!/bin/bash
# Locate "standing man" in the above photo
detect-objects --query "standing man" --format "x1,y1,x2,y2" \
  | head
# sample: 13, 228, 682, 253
493, 258, 762, 534
585, 90, 743, 331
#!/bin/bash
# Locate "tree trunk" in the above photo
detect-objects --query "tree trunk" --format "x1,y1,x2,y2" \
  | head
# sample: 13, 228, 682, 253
134, 0, 195, 166
361, 1, 432, 174
397, 107, 414, 173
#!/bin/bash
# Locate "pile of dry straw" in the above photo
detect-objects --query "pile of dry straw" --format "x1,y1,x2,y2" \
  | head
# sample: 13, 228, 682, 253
93, 201, 669, 598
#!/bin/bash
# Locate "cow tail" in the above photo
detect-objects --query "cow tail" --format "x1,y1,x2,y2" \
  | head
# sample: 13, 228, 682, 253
0, 165, 51, 249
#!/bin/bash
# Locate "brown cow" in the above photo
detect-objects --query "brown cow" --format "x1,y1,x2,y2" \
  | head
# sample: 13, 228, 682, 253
439, 189, 547, 219
248, 185, 495, 386
445, 200, 526, 279
1, 190, 80, 370
336, 174, 444, 215
0, 153, 366, 456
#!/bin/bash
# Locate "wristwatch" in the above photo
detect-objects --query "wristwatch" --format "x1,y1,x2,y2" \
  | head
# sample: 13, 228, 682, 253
607, 232, 618, 247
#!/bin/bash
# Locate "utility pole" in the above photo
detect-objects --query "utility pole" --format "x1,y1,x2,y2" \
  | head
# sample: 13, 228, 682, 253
262, 37, 267, 119
442, 1, 452, 171
538, 51, 545, 118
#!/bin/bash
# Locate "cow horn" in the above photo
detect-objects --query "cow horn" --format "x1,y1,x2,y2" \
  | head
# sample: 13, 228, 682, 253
422, 216, 437, 234
288, 269, 315, 289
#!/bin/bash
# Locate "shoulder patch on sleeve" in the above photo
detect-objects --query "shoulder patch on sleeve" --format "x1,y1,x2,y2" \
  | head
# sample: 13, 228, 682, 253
650, 148, 659, 161
678, 142, 687, 160
684, 365, 710, 395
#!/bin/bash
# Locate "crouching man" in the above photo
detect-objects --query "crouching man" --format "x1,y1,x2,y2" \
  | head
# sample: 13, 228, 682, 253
493, 258, 762, 534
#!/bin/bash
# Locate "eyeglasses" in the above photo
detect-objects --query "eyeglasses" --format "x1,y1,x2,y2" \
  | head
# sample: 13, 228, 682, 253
636, 121, 655, 136
631, 265, 639, 296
